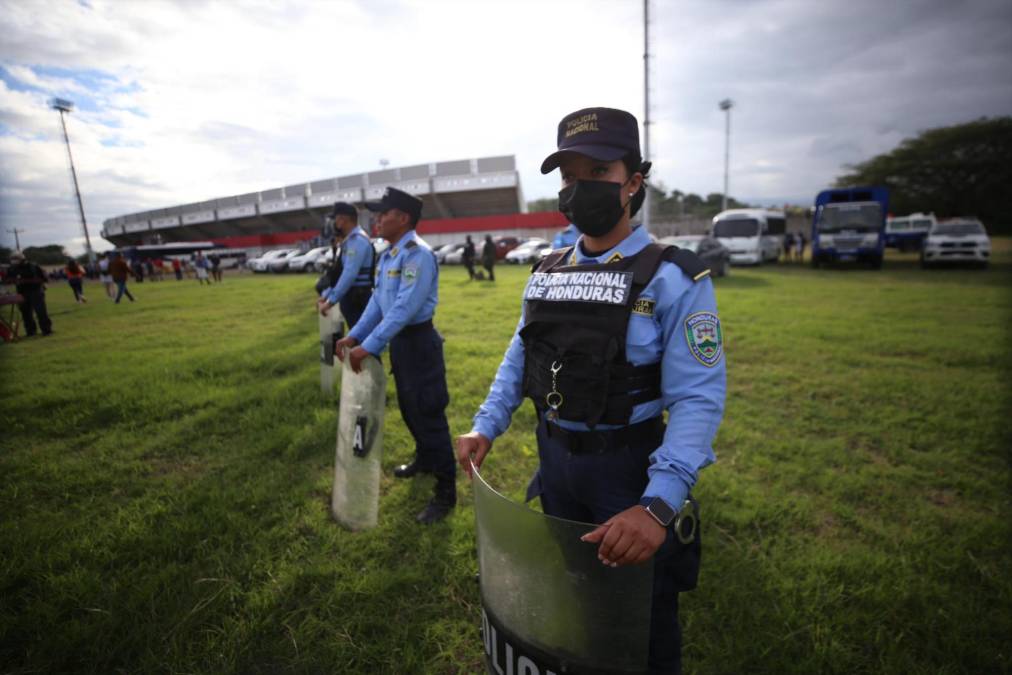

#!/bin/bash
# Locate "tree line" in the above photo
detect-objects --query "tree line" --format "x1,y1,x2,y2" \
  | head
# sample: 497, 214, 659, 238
835, 116, 1011, 234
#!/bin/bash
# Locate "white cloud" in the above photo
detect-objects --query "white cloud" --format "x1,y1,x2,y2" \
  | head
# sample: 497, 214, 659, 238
1, 0, 1010, 254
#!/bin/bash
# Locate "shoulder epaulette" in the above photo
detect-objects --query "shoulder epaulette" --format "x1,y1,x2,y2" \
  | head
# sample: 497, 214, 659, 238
533, 246, 573, 273
405, 240, 418, 249
662, 246, 711, 282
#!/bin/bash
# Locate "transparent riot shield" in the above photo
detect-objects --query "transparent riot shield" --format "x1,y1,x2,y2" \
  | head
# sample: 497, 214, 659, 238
319, 307, 345, 394
331, 355, 386, 530
473, 464, 653, 675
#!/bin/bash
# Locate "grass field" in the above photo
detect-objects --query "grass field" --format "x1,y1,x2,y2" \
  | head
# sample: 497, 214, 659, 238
2, 244, 1011, 674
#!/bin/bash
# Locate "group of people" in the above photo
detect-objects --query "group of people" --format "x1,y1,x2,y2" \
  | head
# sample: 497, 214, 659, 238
783, 230, 807, 261
460, 234, 498, 281
315, 107, 726, 673
0, 246, 233, 341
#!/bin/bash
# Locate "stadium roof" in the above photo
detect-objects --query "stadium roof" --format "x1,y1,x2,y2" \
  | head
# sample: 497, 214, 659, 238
101, 155, 524, 246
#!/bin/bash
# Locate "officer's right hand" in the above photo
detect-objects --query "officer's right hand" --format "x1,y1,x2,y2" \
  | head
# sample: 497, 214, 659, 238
334, 336, 358, 362
318, 300, 332, 317
456, 432, 491, 478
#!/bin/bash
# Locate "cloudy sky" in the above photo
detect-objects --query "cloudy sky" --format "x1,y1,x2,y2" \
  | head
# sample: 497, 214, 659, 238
1, 0, 1010, 254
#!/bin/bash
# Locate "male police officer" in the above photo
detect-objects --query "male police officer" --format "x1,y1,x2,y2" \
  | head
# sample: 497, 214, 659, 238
335, 187, 456, 525
457, 107, 726, 673
318, 202, 374, 329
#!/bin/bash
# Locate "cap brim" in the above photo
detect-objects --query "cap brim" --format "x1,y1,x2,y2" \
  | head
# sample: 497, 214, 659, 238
363, 201, 386, 212
540, 144, 629, 174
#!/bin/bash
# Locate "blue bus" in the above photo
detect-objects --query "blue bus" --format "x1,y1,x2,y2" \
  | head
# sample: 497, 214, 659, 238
811, 186, 889, 269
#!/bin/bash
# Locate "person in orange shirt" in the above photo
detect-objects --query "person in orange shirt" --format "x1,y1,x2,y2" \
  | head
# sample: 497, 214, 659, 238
64, 258, 87, 304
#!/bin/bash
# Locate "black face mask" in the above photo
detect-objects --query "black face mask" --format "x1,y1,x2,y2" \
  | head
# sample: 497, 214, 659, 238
558, 179, 632, 238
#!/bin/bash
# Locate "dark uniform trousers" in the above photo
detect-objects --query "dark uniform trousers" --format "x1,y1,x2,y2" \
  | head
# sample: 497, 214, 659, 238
340, 286, 372, 331
388, 320, 457, 488
528, 416, 702, 675
19, 289, 52, 336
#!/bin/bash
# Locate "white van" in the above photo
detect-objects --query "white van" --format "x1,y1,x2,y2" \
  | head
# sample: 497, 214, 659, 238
711, 209, 786, 265
885, 212, 936, 251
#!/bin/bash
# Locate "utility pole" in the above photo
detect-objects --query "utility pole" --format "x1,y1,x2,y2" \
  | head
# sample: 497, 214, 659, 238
642, 0, 651, 232
7, 227, 25, 251
719, 99, 733, 212
50, 98, 95, 267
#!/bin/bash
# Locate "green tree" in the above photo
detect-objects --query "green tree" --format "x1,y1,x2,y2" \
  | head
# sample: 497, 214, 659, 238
835, 116, 1012, 234
22, 245, 69, 265
526, 197, 557, 213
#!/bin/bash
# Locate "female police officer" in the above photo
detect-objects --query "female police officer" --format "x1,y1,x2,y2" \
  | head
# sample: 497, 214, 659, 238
456, 107, 726, 674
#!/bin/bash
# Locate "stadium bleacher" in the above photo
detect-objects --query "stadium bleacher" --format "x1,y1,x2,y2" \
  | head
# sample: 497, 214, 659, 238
100, 155, 540, 249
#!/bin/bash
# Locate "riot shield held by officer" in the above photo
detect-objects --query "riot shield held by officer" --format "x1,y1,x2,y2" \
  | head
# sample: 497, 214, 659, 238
457, 107, 727, 673
335, 187, 457, 525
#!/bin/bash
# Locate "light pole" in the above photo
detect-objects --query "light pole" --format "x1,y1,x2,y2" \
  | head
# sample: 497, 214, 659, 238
6, 227, 25, 251
642, 0, 651, 232
719, 99, 733, 212
50, 98, 95, 267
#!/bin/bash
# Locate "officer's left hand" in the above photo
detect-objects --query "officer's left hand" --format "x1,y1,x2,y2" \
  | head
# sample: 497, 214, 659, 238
580, 506, 666, 567
348, 346, 371, 373
318, 300, 332, 316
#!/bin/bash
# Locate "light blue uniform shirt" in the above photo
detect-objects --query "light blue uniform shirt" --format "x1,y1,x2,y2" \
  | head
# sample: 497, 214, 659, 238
348, 230, 440, 356
472, 225, 726, 510
552, 223, 580, 249
322, 227, 373, 304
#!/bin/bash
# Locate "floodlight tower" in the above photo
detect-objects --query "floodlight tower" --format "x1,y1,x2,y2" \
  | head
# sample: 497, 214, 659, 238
50, 98, 95, 266
719, 98, 733, 212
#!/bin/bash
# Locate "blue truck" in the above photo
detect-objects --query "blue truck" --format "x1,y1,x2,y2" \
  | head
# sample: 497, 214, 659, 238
811, 186, 889, 269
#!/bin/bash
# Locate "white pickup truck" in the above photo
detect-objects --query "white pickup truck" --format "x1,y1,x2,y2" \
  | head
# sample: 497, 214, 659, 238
920, 218, 991, 269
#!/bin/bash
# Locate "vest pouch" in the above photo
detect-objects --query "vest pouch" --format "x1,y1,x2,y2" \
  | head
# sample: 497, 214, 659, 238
522, 338, 616, 428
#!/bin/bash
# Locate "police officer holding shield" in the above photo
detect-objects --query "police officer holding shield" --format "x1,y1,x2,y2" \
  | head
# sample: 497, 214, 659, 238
335, 187, 457, 525
457, 107, 726, 673
318, 202, 375, 329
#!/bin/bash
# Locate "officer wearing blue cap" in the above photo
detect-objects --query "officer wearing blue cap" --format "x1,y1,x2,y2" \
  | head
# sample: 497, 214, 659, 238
457, 107, 726, 673
335, 187, 456, 524
318, 202, 375, 329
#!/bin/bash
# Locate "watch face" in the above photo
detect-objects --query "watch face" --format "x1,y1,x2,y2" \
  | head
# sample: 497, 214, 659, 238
649, 498, 676, 526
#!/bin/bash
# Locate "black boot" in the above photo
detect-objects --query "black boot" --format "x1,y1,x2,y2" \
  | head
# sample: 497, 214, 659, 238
394, 459, 430, 479
416, 475, 456, 525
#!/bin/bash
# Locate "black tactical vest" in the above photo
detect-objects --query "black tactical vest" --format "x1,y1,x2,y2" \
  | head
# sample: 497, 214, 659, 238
520, 243, 708, 428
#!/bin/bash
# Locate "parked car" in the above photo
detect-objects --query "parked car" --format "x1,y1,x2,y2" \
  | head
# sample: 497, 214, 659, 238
920, 218, 991, 268
268, 249, 303, 273
443, 246, 466, 265
659, 235, 732, 277
494, 236, 522, 259
313, 247, 339, 273
505, 239, 551, 264
288, 246, 331, 273
436, 243, 466, 264
248, 249, 293, 273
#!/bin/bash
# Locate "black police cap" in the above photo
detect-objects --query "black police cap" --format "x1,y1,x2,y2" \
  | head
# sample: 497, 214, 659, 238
540, 107, 641, 174
364, 187, 423, 222
328, 202, 358, 218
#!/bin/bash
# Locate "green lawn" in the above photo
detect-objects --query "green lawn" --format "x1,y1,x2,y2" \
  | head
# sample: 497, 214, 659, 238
2, 246, 1010, 674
